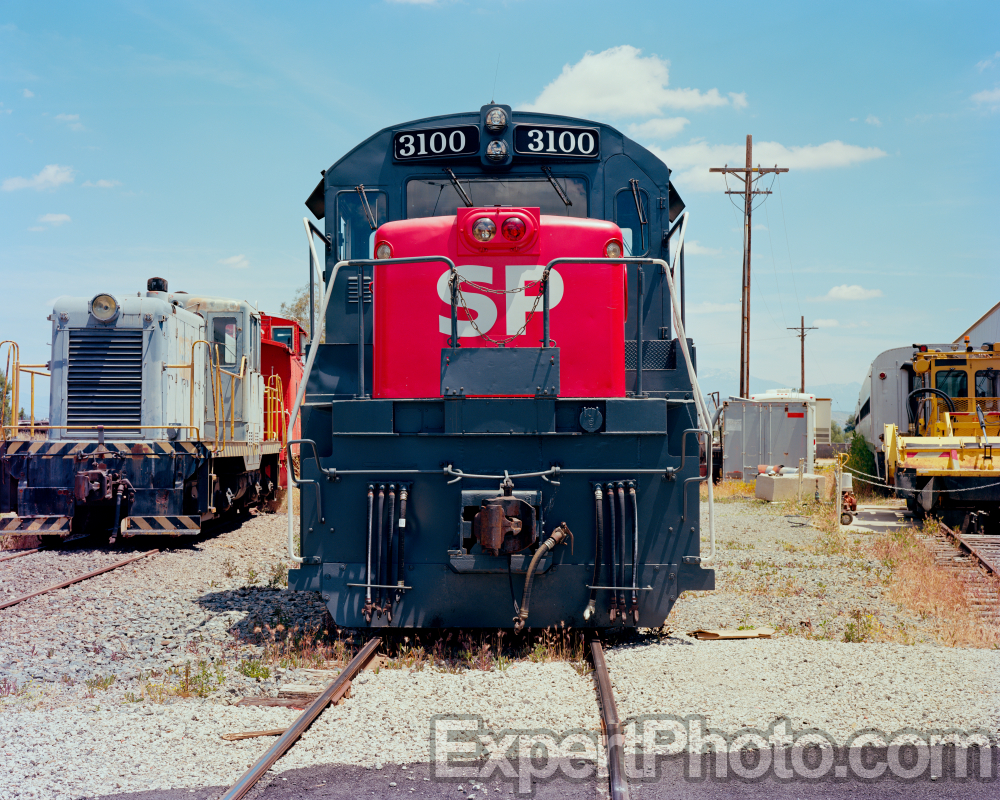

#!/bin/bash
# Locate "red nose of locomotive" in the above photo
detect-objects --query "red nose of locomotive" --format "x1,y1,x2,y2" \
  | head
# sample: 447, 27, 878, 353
372, 208, 627, 399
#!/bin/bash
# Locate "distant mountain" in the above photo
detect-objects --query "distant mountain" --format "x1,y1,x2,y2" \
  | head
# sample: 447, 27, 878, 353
696, 366, 860, 423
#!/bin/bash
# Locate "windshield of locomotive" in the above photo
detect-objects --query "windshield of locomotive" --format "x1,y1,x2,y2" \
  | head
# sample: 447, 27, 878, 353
406, 177, 588, 218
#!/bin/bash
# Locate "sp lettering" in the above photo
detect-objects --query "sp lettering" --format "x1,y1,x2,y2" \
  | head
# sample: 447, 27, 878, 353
436, 266, 564, 338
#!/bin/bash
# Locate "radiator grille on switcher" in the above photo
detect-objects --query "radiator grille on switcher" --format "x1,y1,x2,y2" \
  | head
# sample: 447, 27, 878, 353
66, 328, 144, 433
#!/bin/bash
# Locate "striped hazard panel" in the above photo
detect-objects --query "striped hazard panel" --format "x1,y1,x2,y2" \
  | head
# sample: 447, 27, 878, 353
122, 516, 201, 536
3, 441, 202, 456
0, 516, 71, 533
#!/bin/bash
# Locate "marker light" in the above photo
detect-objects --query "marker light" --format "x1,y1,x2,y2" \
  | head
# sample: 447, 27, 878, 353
605, 241, 623, 258
501, 217, 526, 241
918, 345, 928, 352
91, 294, 119, 321
485, 140, 508, 162
485, 107, 507, 133
879, 372, 887, 380
375, 242, 392, 259
472, 218, 496, 242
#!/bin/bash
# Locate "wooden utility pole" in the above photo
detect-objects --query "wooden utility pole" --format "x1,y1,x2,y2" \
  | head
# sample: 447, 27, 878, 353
787, 316, 817, 393
710, 136, 788, 398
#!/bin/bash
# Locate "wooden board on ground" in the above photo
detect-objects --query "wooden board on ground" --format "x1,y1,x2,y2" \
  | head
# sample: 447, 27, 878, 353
688, 628, 775, 640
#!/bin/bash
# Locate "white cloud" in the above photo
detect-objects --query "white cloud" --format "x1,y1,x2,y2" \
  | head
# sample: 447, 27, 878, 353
753, 224, 768, 231
29, 213, 71, 232
0, 103, 10, 115
38, 213, 70, 226
728, 92, 748, 110
22, 88, 33, 98
520, 46, 738, 118
865, 115, 881, 126
683, 240, 721, 256
813, 318, 840, 328
849, 117, 858, 122
627, 117, 689, 140
82, 179, 121, 188
2, 164, 75, 191
977, 51, 1000, 72
55, 113, 84, 131
653, 139, 887, 191
971, 87, 1000, 109
219, 254, 249, 269
689, 301, 740, 314
821, 284, 883, 301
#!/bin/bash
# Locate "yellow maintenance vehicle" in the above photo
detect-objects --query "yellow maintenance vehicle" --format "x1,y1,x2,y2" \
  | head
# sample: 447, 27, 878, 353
884, 337, 999, 533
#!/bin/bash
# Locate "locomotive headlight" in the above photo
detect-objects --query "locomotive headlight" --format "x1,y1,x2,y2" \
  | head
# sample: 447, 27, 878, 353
375, 242, 392, 259
605, 241, 623, 258
485, 107, 507, 133
472, 218, 496, 242
501, 217, 526, 241
91, 293, 119, 321
485, 140, 508, 162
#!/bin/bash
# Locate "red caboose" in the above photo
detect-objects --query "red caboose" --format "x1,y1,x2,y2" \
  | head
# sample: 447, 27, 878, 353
261, 314, 307, 487
372, 207, 627, 398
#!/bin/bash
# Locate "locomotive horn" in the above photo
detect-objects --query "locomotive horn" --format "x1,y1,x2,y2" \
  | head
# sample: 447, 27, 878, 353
147, 277, 168, 292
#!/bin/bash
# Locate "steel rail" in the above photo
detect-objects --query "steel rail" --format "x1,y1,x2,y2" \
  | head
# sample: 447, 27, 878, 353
219, 636, 382, 800
941, 522, 999, 576
0, 548, 40, 562
591, 640, 630, 800
0, 549, 158, 611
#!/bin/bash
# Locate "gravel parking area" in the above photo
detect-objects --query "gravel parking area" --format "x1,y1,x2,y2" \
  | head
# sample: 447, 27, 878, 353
1, 502, 997, 800
668, 500, 947, 642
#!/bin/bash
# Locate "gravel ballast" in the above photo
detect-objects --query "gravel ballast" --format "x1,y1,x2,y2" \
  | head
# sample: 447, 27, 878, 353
1, 503, 998, 799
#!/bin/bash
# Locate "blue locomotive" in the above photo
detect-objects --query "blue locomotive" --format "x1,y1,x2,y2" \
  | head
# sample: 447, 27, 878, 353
290, 104, 716, 628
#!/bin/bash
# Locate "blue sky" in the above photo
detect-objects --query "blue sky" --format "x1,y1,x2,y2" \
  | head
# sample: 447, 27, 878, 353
2, 1, 998, 414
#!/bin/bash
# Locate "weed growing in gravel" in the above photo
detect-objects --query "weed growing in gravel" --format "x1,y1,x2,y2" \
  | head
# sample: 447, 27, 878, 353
0, 677, 25, 698
245, 565, 259, 585
869, 518, 999, 648
702, 480, 756, 503
842, 608, 885, 643
237, 658, 271, 680
222, 556, 237, 579
266, 561, 289, 589
721, 539, 754, 551
84, 674, 116, 696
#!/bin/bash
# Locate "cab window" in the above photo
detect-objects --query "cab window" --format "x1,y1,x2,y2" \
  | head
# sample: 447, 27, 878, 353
976, 369, 999, 398
615, 188, 650, 256
213, 317, 238, 366
406, 177, 588, 218
272, 326, 294, 349
336, 190, 387, 260
935, 369, 968, 398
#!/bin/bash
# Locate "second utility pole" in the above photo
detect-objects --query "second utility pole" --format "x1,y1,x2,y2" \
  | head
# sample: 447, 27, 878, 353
787, 315, 818, 393
710, 136, 788, 398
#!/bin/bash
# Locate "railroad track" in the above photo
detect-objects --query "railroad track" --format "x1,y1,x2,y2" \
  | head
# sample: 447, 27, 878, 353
219, 635, 632, 800
0, 549, 158, 611
916, 521, 1000, 625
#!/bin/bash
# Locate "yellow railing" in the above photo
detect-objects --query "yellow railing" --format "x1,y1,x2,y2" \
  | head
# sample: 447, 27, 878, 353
1, 340, 51, 440
264, 373, 286, 444
2, 336, 281, 453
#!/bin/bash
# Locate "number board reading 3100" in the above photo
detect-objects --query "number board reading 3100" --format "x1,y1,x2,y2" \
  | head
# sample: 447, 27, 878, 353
394, 125, 480, 161
514, 125, 600, 158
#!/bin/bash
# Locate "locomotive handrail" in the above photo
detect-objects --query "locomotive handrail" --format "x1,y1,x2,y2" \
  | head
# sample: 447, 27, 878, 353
303, 218, 327, 348
285, 255, 457, 563
540, 213, 716, 564
163, 339, 220, 448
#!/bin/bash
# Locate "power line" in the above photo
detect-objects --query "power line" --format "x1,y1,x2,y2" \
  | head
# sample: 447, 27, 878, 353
775, 174, 802, 317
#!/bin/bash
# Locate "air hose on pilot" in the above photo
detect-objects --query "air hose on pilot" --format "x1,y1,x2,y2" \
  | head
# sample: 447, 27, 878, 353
583, 488, 604, 620
514, 523, 573, 633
